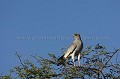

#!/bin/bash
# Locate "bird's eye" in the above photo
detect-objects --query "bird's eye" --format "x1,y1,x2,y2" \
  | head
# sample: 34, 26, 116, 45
74, 34, 77, 36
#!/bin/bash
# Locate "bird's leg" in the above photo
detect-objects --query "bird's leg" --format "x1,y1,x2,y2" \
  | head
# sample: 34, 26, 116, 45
71, 52, 76, 66
78, 53, 81, 66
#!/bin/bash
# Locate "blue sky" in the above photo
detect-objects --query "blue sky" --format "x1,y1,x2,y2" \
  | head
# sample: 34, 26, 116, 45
0, 0, 120, 74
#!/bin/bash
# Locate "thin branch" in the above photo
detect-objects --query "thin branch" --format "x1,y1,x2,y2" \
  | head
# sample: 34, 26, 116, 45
104, 49, 119, 67
15, 52, 25, 68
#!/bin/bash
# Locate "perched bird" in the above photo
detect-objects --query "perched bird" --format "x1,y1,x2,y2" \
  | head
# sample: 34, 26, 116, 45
57, 34, 83, 66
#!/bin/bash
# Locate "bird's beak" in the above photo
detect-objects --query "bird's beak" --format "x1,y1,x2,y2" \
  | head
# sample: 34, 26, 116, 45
73, 35, 75, 37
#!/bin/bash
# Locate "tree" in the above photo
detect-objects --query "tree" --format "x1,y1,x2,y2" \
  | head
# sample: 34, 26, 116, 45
1, 44, 120, 79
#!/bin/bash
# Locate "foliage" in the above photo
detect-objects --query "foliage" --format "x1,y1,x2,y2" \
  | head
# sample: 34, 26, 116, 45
1, 44, 120, 79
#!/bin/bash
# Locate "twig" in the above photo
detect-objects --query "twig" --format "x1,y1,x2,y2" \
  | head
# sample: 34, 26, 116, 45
15, 52, 25, 68
104, 49, 119, 68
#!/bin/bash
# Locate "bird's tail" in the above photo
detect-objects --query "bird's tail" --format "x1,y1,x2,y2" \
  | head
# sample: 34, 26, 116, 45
57, 55, 66, 66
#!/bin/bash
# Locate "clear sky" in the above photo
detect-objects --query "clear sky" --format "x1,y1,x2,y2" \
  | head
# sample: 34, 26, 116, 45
0, 0, 120, 74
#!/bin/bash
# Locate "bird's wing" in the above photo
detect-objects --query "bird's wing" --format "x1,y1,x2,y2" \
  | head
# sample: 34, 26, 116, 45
64, 43, 77, 59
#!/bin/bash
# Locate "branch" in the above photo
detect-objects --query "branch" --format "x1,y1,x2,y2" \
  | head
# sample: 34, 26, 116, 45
104, 49, 119, 68
15, 52, 25, 68
74, 67, 106, 79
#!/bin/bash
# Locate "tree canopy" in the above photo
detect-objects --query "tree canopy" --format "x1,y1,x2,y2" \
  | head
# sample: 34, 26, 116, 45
1, 44, 120, 79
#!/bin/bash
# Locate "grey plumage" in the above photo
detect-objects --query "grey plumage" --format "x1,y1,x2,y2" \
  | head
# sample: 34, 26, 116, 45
57, 34, 83, 66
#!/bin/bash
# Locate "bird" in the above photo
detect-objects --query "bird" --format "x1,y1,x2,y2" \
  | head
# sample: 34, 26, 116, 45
57, 34, 83, 66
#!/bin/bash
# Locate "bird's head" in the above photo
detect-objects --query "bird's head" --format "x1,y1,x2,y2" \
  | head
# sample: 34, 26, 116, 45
73, 34, 81, 40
